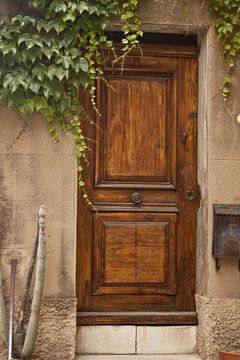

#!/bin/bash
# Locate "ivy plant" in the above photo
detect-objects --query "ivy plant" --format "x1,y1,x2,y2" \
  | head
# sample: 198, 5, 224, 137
0, 0, 142, 199
209, 0, 240, 101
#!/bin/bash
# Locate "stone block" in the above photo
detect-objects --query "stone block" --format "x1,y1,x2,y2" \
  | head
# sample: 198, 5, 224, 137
76, 356, 201, 360
0, 199, 76, 249
208, 26, 240, 71
44, 245, 76, 297
139, 0, 211, 29
137, 326, 196, 354
208, 70, 240, 116
196, 295, 240, 360
77, 326, 136, 354
209, 160, 240, 203
7, 154, 76, 202
209, 115, 240, 160
208, 257, 240, 299
0, 109, 75, 156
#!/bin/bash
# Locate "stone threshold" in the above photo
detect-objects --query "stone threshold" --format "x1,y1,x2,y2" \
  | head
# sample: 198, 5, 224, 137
76, 355, 201, 360
77, 325, 197, 355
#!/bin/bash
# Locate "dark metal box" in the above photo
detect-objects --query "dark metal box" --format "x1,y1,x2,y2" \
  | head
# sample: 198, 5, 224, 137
212, 204, 240, 258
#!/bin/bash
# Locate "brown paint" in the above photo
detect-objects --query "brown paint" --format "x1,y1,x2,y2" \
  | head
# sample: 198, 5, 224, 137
77, 43, 199, 325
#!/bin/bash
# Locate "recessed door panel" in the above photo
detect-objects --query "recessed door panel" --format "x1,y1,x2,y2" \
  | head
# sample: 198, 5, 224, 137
92, 212, 176, 298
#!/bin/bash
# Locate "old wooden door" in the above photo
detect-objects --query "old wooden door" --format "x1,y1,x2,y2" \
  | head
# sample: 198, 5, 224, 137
77, 42, 199, 325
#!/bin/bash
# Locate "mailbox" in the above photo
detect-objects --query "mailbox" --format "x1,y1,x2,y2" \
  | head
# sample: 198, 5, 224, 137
212, 204, 240, 271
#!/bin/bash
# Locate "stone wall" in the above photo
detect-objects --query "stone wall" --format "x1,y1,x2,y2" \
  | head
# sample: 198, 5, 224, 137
0, 109, 77, 359
197, 295, 240, 360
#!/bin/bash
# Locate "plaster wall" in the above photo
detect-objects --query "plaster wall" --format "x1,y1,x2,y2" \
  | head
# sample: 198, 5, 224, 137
0, 1, 240, 360
0, 109, 77, 359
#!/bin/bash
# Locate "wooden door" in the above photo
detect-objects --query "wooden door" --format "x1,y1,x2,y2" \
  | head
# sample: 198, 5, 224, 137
77, 43, 199, 325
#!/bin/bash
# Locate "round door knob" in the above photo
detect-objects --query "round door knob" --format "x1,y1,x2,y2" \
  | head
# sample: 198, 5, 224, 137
131, 192, 142, 204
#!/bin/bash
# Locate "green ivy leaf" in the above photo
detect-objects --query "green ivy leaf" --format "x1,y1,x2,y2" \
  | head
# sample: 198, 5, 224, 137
42, 47, 55, 60
76, 2, 90, 14
33, 96, 48, 111
32, 65, 47, 82
78, 58, 89, 72
19, 99, 35, 115
63, 12, 76, 23
29, 80, 41, 94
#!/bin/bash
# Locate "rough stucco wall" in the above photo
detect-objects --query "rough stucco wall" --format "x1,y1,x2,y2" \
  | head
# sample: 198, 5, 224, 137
196, 295, 240, 360
0, 107, 77, 359
33, 299, 77, 360
0, 299, 76, 360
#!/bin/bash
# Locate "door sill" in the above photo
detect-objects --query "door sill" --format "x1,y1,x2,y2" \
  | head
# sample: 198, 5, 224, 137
77, 311, 197, 325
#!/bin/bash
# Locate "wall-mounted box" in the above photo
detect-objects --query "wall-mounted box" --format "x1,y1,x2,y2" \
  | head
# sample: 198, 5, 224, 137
213, 204, 240, 260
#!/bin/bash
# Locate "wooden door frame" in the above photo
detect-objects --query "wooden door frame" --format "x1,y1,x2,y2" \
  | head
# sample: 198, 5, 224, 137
76, 39, 200, 326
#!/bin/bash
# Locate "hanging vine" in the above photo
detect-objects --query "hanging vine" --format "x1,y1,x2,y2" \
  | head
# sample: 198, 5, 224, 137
209, 0, 240, 101
0, 0, 142, 197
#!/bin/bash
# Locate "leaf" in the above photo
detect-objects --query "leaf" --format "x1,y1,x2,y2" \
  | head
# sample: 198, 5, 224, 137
47, 64, 57, 81
51, 79, 64, 101
40, 105, 54, 119
0, 43, 17, 56
28, 47, 41, 62
63, 12, 76, 22
61, 56, 72, 69
3, 73, 13, 89
42, 47, 54, 60
68, 48, 80, 59
78, 58, 88, 72
33, 96, 48, 111
50, 2, 67, 13
79, 71, 89, 90
29, 80, 41, 94
43, 85, 52, 99
73, 58, 89, 74
76, 2, 90, 14
62, 29, 75, 46
29, 0, 46, 8
19, 99, 35, 115
32, 65, 47, 82
55, 67, 68, 81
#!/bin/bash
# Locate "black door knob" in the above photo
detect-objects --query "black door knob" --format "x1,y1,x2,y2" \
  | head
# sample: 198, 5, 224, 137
131, 192, 142, 204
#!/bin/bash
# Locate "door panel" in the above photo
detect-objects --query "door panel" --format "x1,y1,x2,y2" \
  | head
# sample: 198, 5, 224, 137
77, 43, 199, 325
96, 59, 177, 189
93, 212, 176, 298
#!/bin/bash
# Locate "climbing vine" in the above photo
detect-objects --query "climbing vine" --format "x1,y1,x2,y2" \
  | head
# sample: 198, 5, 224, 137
0, 0, 142, 197
209, 0, 240, 101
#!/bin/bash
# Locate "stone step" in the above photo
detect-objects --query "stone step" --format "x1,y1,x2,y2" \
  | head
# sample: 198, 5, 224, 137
76, 355, 200, 360
77, 326, 197, 355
